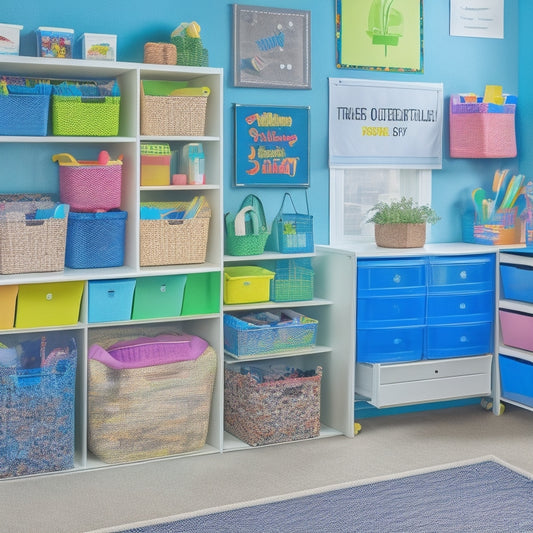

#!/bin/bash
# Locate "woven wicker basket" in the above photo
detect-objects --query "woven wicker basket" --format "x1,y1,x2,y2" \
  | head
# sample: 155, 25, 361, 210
0, 217, 67, 274
374, 223, 426, 248
139, 205, 211, 266
87, 329, 216, 464
224, 366, 322, 446
140, 86, 207, 136
143, 42, 177, 65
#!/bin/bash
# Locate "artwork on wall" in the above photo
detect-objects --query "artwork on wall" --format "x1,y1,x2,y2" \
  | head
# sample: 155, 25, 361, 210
234, 104, 310, 187
233, 4, 311, 89
336, 0, 423, 73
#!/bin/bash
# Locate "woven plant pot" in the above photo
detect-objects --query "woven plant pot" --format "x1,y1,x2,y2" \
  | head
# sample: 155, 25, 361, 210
374, 223, 426, 248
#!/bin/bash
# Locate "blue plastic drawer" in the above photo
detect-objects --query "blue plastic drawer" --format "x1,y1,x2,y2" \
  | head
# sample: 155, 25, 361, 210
88, 279, 136, 323
426, 321, 492, 359
357, 258, 426, 297
499, 355, 533, 407
426, 290, 494, 324
357, 294, 426, 328
356, 325, 424, 363
500, 263, 533, 303
427, 254, 494, 293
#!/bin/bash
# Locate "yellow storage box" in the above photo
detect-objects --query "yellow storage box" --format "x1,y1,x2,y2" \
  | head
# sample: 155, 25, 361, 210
0, 285, 18, 329
15, 281, 84, 328
140, 143, 171, 186
223, 266, 275, 304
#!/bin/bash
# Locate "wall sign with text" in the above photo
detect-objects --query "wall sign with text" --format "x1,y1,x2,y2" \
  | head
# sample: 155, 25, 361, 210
234, 104, 310, 187
329, 78, 443, 169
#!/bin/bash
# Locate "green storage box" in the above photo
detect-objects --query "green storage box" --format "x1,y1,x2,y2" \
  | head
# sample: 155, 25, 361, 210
181, 272, 220, 316
131, 275, 187, 320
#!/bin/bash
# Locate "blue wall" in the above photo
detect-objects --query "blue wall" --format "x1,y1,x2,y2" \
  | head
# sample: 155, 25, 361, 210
3, 1, 520, 244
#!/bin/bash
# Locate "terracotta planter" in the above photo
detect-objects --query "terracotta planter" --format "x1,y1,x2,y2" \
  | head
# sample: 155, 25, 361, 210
374, 223, 426, 248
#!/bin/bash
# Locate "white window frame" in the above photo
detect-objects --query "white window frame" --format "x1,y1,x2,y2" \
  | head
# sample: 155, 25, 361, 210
329, 167, 432, 245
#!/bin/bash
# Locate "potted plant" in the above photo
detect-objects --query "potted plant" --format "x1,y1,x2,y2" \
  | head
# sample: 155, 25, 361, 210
367, 196, 440, 248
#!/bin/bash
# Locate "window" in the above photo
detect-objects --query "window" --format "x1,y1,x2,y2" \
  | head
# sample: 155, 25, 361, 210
329, 168, 432, 244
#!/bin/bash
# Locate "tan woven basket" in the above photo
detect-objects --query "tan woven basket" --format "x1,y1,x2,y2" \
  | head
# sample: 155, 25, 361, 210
140, 86, 208, 136
139, 205, 211, 266
87, 328, 217, 464
375, 223, 426, 248
0, 217, 67, 274
143, 42, 177, 65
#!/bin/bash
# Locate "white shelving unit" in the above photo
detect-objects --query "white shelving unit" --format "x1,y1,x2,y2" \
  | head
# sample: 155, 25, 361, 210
0, 55, 224, 475
222, 245, 356, 450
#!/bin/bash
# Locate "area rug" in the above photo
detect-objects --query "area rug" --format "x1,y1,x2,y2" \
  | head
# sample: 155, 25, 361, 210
94, 456, 533, 533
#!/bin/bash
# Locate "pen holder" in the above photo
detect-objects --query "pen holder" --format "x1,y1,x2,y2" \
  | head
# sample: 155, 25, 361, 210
462, 208, 523, 245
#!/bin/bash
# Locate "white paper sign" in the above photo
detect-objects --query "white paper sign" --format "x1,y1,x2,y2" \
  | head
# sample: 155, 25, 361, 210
329, 78, 443, 169
450, 0, 504, 39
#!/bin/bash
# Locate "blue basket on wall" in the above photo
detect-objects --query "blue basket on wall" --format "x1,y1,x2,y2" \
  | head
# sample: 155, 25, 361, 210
65, 210, 127, 268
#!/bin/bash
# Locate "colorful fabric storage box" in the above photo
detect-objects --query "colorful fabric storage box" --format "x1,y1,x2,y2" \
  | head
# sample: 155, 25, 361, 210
499, 354, 533, 408
36, 27, 74, 58
15, 281, 84, 328
65, 211, 127, 268
139, 201, 210, 266
0, 337, 77, 477
87, 332, 216, 463
88, 279, 136, 323
53, 152, 122, 212
131, 275, 187, 320
449, 94, 517, 158
224, 365, 322, 446
140, 143, 171, 186
0, 285, 18, 329
223, 266, 275, 304
51, 80, 120, 136
500, 263, 533, 303
224, 309, 318, 357
140, 85, 208, 136
499, 310, 533, 352
270, 258, 314, 302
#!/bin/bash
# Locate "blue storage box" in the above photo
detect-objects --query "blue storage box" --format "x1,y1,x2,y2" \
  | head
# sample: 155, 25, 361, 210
426, 321, 492, 359
357, 294, 426, 328
131, 275, 187, 320
426, 290, 494, 325
65, 211, 127, 269
427, 254, 494, 293
88, 279, 136, 323
499, 354, 533, 408
356, 325, 424, 364
0, 336, 77, 477
0, 93, 51, 136
500, 263, 533, 303
357, 258, 426, 297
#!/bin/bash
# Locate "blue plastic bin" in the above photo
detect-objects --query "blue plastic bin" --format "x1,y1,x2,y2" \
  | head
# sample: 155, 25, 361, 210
499, 354, 533, 408
500, 263, 533, 303
88, 278, 136, 323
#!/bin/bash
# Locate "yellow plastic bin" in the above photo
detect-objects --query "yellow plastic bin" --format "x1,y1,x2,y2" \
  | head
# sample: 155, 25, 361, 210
140, 143, 171, 186
223, 266, 275, 304
15, 281, 84, 328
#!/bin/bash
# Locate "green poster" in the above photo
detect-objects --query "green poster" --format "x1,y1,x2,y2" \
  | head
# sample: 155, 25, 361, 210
336, 0, 423, 72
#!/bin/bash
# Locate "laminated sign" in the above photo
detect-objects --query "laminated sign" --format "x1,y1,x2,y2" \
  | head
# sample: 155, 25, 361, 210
329, 78, 443, 168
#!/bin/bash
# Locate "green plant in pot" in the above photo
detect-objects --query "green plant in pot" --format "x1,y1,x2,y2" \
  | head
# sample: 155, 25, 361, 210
367, 196, 440, 248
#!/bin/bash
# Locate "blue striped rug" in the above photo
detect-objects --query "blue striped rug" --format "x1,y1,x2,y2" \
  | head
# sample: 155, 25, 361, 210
109, 458, 533, 533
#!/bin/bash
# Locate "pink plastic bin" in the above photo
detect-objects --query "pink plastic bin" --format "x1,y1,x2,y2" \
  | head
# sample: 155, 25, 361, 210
449, 95, 516, 158
499, 309, 533, 351
53, 152, 122, 212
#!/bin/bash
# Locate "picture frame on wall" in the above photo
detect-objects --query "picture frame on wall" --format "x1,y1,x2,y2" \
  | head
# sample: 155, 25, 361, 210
234, 104, 310, 187
336, 0, 423, 73
233, 4, 311, 89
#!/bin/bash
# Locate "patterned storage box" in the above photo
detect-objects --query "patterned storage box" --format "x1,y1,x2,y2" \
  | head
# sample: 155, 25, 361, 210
65, 211, 127, 268
224, 365, 322, 446
53, 152, 122, 212
0, 336, 77, 478
224, 309, 318, 357
87, 331, 216, 463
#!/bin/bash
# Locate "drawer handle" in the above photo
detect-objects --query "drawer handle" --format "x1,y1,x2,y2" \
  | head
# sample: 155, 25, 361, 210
160, 284, 167, 293
434, 369, 439, 374
460, 335, 468, 343
46, 293, 53, 301
459, 302, 466, 310
393, 274, 401, 284
460, 270, 467, 280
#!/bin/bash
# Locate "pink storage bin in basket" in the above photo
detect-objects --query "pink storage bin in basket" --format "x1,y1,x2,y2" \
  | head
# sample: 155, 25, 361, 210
449, 94, 517, 158
52, 151, 123, 212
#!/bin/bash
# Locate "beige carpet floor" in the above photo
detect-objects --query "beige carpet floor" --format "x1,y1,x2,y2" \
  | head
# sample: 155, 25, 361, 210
2, 403, 533, 533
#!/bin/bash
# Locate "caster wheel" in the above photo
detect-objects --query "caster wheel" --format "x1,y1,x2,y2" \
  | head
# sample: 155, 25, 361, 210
497, 403, 506, 416
481, 397, 492, 411
354, 422, 362, 435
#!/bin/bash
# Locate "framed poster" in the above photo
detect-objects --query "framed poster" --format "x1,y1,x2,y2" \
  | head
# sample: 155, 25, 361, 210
233, 4, 311, 89
234, 104, 310, 187
336, 0, 423, 73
